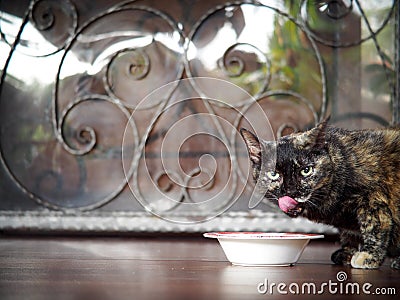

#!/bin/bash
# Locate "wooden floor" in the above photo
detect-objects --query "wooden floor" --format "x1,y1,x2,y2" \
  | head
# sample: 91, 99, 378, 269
0, 235, 399, 300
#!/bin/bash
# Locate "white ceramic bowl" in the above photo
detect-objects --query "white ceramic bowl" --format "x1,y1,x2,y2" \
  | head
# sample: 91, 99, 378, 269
203, 232, 324, 266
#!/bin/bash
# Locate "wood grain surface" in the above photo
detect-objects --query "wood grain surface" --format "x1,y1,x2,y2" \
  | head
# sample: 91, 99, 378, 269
1, 236, 399, 299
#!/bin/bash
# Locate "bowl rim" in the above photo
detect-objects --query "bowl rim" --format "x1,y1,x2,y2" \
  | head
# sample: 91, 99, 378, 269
203, 231, 324, 240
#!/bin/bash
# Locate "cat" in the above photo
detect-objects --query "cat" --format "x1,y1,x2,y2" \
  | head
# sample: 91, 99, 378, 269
240, 118, 400, 269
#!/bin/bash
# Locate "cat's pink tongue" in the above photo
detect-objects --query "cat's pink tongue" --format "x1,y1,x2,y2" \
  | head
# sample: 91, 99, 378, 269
278, 196, 298, 213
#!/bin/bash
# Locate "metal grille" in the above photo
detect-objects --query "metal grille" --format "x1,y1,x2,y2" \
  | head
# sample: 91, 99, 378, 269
0, 0, 398, 233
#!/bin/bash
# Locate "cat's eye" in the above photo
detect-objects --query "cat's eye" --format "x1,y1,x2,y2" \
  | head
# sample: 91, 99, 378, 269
300, 166, 313, 177
266, 171, 280, 181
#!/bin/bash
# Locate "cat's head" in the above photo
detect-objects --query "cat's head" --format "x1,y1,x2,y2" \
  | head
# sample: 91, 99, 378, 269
240, 119, 333, 217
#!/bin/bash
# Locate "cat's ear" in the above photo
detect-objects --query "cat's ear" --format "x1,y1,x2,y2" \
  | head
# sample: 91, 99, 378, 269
308, 116, 330, 148
240, 128, 261, 165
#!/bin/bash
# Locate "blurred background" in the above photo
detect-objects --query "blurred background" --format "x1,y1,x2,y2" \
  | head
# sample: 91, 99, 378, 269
0, 0, 398, 234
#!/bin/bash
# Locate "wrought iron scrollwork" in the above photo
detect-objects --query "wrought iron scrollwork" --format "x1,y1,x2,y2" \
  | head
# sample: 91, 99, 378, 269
0, 0, 398, 229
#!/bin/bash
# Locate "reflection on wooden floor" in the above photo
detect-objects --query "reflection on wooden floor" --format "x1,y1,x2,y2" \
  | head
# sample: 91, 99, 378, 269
0, 236, 399, 299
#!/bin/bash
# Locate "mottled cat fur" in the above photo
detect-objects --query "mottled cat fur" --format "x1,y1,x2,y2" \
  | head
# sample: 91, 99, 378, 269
240, 118, 400, 269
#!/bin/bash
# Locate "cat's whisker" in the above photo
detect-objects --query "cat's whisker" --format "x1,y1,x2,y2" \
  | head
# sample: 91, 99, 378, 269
262, 197, 278, 202
305, 199, 318, 208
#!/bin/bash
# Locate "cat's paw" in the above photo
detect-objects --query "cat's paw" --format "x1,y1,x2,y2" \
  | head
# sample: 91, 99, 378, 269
351, 251, 380, 269
391, 257, 400, 269
331, 249, 352, 265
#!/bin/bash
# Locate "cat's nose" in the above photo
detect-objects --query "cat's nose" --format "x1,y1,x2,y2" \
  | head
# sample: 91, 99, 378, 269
281, 181, 296, 197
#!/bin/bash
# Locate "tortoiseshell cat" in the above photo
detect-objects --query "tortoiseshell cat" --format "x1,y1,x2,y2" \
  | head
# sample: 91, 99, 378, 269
240, 118, 400, 269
